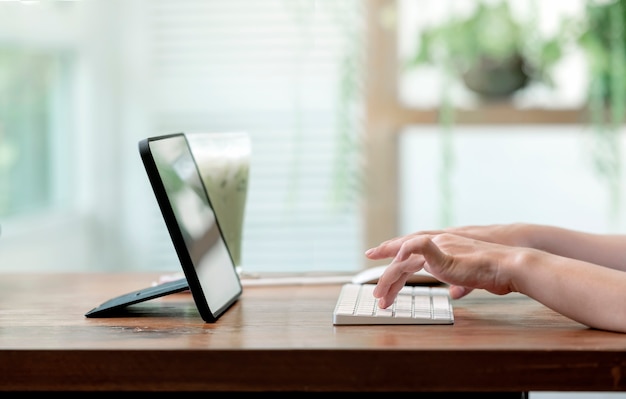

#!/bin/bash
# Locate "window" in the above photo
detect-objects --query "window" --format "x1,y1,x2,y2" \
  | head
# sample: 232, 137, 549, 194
0, 0, 365, 274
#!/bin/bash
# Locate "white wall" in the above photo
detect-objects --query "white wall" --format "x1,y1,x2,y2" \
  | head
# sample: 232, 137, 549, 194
400, 125, 626, 235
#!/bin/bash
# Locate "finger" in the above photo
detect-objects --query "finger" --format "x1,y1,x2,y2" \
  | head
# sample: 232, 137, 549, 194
364, 247, 384, 259
449, 285, 474, 299
366, 248, 399, 261
399, 235, 449, 270
365, 238, 404, 259
377, 277, 410, 309
373, 255, 423, 295
374, 256, 425, 307
372, 235, 441, 308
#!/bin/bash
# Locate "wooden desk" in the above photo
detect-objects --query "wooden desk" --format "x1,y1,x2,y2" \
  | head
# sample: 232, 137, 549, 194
0, 272, 625, 392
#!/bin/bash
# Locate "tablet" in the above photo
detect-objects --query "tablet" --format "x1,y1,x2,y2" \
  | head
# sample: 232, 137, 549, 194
85, 133, 243, 322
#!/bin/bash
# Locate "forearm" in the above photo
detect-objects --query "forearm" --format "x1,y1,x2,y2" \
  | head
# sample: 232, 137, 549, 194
518, 224, 626, 271
509, 248, 626, 333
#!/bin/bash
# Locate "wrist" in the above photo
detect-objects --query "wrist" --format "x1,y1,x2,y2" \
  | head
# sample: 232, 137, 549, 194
511, 223, 541, 249
507, 247, 544, 294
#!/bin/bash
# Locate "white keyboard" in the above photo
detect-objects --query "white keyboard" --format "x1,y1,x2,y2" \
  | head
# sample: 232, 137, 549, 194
333, 283, 454, 325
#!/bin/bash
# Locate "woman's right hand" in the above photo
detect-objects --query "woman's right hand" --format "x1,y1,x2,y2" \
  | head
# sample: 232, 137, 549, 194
366, 232, 524, 309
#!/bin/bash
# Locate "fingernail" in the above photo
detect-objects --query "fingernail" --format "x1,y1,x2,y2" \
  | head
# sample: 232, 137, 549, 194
365, 248, 374, 255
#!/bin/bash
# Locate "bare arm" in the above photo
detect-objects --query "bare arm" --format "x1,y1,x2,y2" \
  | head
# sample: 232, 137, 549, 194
513, 247, 626, 333
408, 223, 626, 271
521, 224, 626, 272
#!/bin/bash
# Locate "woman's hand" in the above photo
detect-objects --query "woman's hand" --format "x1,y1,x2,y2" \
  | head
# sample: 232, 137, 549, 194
366, 225, 626, 333
366, 232, 523, 309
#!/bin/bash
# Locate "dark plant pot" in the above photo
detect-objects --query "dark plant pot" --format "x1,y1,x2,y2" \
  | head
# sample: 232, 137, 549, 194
461, 54, 530, 100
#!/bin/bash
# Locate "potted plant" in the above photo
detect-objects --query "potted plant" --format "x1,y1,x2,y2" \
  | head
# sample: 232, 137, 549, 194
402, 1, 576, 227
407, 1, 568, 100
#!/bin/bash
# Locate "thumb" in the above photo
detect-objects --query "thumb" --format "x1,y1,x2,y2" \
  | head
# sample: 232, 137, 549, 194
449, 285, 473, 299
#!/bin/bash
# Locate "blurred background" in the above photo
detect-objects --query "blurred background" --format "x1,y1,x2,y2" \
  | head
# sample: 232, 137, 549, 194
1, 0, 626, 290
0, 0, 364, 273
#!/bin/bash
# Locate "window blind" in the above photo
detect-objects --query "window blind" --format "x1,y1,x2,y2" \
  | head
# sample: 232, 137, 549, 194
142, 0, 364, 273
